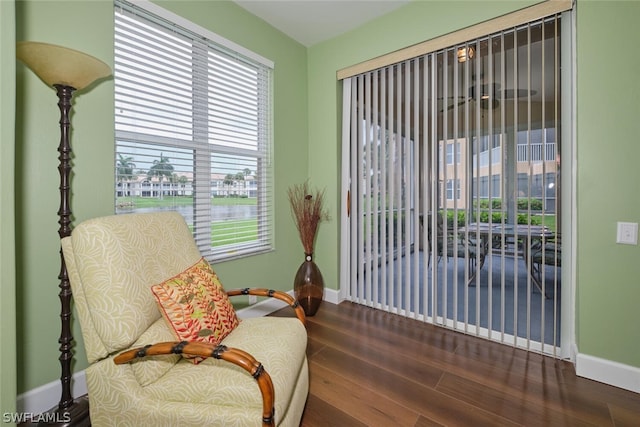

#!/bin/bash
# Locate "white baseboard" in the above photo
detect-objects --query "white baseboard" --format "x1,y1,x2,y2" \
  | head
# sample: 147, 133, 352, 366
322, 287, 342, 305
16, 370, 87, 416
235, 287, 342, 319
576, 352, 640, 394
235, 289, 296, 319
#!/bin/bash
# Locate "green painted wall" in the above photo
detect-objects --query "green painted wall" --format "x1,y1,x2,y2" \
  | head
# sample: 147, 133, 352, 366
1, 0, 17, 421
574, 1, 640, 367
307, 0, 640, 369
13, 0, 307, 394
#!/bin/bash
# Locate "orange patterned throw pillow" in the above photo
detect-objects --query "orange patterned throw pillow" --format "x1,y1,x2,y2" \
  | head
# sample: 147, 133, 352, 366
151, 257, 239, 363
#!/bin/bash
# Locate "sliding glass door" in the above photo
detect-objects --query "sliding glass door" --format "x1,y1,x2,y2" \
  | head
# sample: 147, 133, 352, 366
341, 14, 568, 356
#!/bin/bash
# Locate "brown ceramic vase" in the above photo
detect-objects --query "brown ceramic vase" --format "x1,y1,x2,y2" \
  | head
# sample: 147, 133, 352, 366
293, 253, 324, 316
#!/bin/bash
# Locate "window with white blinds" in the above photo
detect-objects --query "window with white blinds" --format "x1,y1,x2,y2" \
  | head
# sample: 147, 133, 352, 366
114, 0, 274, 262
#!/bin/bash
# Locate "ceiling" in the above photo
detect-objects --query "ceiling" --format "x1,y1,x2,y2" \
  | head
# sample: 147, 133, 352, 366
233, 0, 411, 47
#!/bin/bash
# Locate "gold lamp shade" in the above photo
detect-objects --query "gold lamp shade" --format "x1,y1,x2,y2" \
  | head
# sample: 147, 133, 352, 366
16, 41, 111, 91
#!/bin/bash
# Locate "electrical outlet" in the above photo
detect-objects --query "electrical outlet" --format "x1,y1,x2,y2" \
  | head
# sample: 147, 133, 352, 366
248, 295, 257, 305
616, 222, 638, 245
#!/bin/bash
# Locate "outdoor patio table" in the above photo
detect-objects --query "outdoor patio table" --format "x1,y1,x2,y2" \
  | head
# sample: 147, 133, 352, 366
457, 223, 556, 296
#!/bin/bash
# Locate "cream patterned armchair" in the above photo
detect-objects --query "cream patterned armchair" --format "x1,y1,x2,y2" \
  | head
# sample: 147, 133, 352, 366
62, 212, 308, 426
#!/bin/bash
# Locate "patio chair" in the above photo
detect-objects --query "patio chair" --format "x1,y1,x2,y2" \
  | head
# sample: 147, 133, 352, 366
62, 211, 308, 426
530, 235, 562, 298
424, 212, 486, 274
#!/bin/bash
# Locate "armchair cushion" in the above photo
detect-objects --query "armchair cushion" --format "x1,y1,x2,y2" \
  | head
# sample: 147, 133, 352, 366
62, 212, 203, 362
86, 316, 308, 426
144, 318, 307, 416
129, 317, 181, 387
151, 257, 239, 363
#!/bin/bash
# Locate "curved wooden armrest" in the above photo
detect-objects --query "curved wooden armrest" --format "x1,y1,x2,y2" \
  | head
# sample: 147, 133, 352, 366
114, 341, 275, 427
227, 288, 306, 326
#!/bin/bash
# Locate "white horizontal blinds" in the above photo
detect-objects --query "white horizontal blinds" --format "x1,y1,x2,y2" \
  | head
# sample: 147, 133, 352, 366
115, 0, 273, 262
208, 153, 264, 248
344, 14, 563, 356
115, 12, 193, 141
191, 39, 212, 257
115, 4, 197, 226
206, 47, 273, 259
209, 51, 261, 151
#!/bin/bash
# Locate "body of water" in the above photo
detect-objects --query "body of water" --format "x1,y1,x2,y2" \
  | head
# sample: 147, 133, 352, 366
116, 204, 256, 223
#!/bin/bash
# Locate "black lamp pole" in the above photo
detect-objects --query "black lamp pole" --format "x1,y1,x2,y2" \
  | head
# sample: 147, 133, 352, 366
47, 84, 91, 426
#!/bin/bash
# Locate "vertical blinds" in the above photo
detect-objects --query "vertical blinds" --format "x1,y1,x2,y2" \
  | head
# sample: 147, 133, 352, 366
114, 0, 274, 261
342, 14, 563, 356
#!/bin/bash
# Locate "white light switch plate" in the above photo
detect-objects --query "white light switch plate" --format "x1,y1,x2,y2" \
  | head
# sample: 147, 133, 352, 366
616, 222, 638, 245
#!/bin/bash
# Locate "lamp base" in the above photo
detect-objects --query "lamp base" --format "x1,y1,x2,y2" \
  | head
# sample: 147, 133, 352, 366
36, 396, 90, 427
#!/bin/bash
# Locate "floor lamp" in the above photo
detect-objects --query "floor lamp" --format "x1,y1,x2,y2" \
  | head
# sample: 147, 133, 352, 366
16, 41, 111, 426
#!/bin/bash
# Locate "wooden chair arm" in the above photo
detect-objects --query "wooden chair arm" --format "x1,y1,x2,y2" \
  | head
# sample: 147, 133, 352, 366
114, 341, 275, 427
226, 288, 306, 326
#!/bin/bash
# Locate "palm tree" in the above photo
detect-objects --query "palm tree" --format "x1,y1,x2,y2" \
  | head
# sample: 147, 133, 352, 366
234, 172, 246, 197
116, 154, 136, 197
147, 154, 174, 200
223, 173, 236, 197
242, 168, 254, 198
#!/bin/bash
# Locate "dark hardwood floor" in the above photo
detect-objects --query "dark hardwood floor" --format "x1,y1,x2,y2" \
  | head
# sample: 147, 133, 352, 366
276, 301, 640, 427
23, 301, 638, 426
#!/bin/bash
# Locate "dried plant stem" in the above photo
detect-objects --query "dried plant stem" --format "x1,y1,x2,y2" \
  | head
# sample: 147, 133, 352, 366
287, 181, 330, 254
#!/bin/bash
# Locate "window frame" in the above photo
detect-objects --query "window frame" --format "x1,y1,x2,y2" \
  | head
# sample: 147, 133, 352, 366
114, 0, 275, 262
